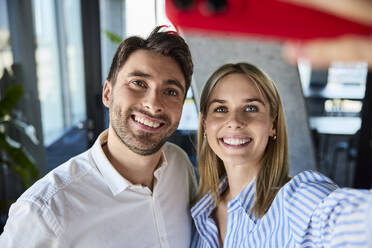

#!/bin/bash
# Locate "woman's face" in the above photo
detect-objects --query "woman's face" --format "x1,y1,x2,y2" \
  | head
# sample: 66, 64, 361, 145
204, 73, 276, 168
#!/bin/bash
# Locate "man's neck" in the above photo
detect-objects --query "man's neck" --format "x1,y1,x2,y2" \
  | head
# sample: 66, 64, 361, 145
103, 127, 163, 190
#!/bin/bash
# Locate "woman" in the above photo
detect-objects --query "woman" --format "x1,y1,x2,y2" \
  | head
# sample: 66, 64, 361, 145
191, 63, 372, 247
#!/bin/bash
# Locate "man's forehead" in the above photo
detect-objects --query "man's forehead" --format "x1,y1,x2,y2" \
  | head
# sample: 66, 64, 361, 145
119, 50, 186, 85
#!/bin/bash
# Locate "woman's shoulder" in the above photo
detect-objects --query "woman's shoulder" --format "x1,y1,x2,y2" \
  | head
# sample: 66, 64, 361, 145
281, 170, 338, 208
275, 171, 339, 238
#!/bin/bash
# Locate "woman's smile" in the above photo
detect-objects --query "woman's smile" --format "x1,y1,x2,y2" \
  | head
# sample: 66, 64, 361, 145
219, 135, 252, 148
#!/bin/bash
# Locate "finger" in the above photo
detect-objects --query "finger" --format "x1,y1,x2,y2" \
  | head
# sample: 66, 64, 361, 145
282, 35, 372, 69
281, 0, 372, 26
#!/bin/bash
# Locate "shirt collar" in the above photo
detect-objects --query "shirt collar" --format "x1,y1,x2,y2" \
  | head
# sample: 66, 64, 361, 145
191, 174, 257, 219
91, 130, 167, 196
191, 175, 228, 219
153, 150, 168, 181
91, 130, 130, 195
229, 177, 256, 216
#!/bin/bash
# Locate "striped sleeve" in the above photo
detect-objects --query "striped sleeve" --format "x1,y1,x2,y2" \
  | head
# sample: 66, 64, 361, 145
190, 222, 201, 248
283, 171, 338, 244
309, 188, 372, 247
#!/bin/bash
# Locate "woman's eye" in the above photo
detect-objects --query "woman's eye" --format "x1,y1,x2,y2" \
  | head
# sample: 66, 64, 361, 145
245, 106, 258, 112
215, 106, 227, 113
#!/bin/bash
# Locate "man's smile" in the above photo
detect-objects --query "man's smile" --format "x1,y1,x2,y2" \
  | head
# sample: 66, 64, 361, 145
131, 114, 165, 130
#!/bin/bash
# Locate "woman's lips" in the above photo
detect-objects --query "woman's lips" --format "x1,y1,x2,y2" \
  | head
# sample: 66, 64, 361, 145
219, 136, 252, 148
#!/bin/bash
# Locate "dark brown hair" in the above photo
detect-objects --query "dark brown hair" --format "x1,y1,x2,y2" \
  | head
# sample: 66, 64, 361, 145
107, 26, 193, 92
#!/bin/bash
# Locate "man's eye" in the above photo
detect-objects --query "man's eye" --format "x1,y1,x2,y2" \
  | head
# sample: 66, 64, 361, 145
164, 89, 178, 96
245, 105, 258, 112
215, 106, 227, 113
132, 80, 146, 87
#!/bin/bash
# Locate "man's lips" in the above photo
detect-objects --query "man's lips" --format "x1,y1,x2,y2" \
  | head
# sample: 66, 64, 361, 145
131, 114, 165, 130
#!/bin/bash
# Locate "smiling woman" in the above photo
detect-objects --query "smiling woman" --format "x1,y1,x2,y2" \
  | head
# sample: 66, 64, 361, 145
203, 73, 276, 176
191, 63, 372, 248
196, 63, 288, 217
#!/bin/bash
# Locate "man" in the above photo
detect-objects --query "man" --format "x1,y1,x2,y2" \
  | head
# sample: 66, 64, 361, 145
0, 26, 196, 247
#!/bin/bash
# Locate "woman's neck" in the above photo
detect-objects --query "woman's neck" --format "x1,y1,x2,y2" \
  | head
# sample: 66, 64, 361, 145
223, 162, 260, 201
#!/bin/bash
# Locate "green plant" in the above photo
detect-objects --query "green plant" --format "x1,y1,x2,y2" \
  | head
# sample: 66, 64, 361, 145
102, 30, 122, 44
0, 27, 38, 189
0, 68, 39, 188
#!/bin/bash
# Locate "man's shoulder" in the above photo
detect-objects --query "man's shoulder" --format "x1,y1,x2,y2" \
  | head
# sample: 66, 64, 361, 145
163, 141, 189, 158
19, 149, 95, 207
163, 141, 195, 172
163, 142, 193, 165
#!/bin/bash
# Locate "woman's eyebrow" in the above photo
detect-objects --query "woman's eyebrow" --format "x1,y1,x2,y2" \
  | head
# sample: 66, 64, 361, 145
243, 98, 265, 106
209, 99, 226, 105
209, 98, 265, 106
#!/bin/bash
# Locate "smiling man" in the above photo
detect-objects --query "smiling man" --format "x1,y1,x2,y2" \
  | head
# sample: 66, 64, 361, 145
0, 26, 196, 248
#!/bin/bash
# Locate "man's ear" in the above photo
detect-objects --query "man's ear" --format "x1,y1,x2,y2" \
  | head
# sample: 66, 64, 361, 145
102, 80, 112, 108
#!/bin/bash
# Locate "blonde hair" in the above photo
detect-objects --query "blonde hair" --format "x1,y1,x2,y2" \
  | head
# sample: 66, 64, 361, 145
195, 63, 289, 218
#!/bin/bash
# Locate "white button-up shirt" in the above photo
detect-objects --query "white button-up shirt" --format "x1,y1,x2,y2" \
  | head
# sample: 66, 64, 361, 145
0, 130, 196, 248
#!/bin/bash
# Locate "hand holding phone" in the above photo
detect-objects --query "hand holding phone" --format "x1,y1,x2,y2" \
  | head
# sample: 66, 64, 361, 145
281, 0, 372, 68
166, 0, 372, 40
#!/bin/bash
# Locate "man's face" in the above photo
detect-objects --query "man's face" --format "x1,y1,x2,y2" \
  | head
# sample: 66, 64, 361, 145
103, 49, 186, 155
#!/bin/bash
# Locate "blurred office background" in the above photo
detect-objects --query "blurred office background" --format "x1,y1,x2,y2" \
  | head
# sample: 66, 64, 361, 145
0, 0, 371, 232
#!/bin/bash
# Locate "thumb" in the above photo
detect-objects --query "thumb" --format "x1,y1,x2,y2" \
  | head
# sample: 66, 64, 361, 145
283, 35, 372, 69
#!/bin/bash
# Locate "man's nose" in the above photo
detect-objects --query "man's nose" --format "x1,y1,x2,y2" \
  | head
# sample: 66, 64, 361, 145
142, 90, 164, 114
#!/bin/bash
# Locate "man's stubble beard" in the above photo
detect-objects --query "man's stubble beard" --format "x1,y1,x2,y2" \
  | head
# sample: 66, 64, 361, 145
110, 103, 179, 156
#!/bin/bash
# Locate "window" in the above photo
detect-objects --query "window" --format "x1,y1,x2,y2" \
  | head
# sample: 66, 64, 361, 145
32, 0, 86, 146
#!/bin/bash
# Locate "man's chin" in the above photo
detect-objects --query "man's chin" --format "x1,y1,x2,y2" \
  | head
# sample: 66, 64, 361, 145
122, 137, 166, 156
126, 143, 164, 156
112, 124, 176, 155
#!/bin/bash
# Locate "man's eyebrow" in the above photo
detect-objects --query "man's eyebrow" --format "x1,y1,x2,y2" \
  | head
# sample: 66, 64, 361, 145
165, 80, 185, 94
127, 70, 151, 78
128, 70, 185, 94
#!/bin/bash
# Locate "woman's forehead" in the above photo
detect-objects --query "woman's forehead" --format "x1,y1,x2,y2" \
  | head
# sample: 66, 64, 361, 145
208, 73, 266, 102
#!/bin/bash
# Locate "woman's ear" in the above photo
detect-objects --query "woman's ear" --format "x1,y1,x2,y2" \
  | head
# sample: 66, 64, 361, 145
199, 113, 206, 133
271, 127, 276, 138
102, 80, 112, 108
270, 115, 277, 137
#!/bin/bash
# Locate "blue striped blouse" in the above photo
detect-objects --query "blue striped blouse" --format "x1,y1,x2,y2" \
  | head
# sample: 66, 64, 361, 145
191, 171, 372, 247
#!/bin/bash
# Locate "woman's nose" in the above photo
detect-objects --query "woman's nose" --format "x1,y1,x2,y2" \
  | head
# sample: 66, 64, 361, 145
226, 112, 245, 129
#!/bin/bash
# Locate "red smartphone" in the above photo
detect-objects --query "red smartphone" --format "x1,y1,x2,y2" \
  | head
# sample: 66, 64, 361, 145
166, 0, 372, 40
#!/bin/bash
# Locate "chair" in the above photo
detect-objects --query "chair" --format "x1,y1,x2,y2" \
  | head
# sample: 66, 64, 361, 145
330, 130, 359, 186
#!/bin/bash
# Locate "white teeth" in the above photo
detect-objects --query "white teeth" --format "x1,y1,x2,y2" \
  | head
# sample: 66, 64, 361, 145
134, 116, 160, 128
223, 138, 251, 145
